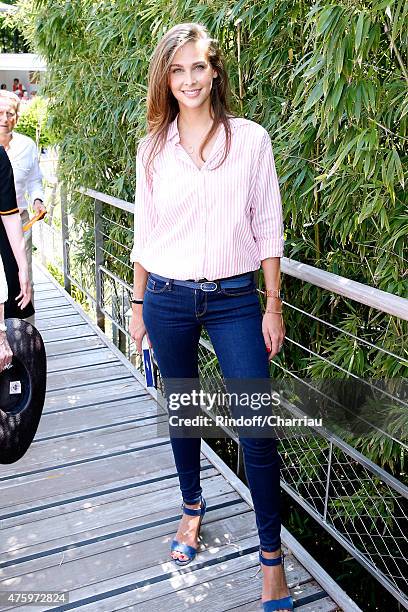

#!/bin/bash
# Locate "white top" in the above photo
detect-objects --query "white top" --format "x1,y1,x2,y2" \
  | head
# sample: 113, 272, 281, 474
130, 114, 284, 281
0, 254, 7, 304
6, 132, 45, 210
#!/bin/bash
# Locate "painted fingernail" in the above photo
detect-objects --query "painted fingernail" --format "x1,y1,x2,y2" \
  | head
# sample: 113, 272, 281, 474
266, 346, 271, 353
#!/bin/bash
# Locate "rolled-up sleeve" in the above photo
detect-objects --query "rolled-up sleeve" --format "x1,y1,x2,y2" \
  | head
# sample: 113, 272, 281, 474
130, 139, 158, 263
0, 255, 7, 304
250, 131, 284, 259
26, 145, 45, 205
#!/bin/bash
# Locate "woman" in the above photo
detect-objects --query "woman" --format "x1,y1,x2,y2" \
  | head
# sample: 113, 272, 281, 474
129, 23, 292, 611
0, 145, 32, 320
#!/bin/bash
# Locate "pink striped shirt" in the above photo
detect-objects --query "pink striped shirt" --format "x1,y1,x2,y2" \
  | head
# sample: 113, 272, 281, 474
130, 113, 284, 281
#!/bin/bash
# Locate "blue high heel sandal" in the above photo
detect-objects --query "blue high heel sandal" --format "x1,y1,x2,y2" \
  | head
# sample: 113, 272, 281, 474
170, 496, 207, 566
259, 548, 294, 611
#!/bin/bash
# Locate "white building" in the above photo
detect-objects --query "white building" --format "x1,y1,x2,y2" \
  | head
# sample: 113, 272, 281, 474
0, 2, 46, 94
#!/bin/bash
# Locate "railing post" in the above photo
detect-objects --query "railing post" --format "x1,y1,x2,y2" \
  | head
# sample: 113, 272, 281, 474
323, 441, 333, 522
94, 198, 105, 331
60, 185, 71, 295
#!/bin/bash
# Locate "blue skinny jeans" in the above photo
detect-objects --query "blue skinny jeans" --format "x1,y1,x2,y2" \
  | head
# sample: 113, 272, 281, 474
142, 272, 282, 552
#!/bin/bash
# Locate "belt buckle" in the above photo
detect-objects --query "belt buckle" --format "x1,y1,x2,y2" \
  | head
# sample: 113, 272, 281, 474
200, 281, 218, 292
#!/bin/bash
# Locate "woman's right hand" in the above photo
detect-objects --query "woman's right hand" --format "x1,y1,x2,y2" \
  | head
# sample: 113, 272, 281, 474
0, 332, 13, 372
129, 308, 151, 355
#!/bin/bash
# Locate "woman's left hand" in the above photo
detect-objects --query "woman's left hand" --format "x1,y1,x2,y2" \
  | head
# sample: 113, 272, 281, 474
262, 312, 285, 361
16, 266, 31, 309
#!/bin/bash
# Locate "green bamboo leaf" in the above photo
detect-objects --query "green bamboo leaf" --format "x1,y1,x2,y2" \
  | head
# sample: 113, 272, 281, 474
335, 37, 346, 74
327, 133, 362, 177
386, 150, 395, 187
304, 80, 324, 112
316, 7, 336, 37
355, 83, 362, 122
330, 76, 345, 110
391, 147, 404, 188
367, 81, 376, 113
355, 12, 365, 53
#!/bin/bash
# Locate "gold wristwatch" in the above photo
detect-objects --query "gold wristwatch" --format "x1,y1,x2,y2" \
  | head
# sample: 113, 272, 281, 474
264, 289, 284, 299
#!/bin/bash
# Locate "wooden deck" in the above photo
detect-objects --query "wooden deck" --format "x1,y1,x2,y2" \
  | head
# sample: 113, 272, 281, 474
0, 265, 361, 612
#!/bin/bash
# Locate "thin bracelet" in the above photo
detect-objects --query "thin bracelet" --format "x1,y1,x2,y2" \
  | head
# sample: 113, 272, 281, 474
265, 309, 283, 314
132, 299, 144, 304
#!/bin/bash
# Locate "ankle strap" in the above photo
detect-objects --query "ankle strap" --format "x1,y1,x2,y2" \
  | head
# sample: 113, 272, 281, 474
181, 497, 205, 516
259, 548, 284, 566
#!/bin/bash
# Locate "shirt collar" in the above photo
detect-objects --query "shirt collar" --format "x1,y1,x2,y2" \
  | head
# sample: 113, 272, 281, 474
6, 132, 20, 152
166, 113, 243, 170
166, 113, 240, 143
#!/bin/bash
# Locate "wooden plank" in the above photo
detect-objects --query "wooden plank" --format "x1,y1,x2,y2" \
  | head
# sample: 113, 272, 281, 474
0, 500, 254, 586
0, 459, 215, 528
33, 284, 60, 293
44, 378, 143, 409
236, 582, 337, 612
34, 289, 63, 301
114, 563, 319, 611
0, 443, 176, 512
35, 314, 85, 332
41, 323, 93, 343
296, 596, 339, 611
46, 347, 122, 373
86, 549, 313, 611
34, 296, 70, 310
34, 306, 77, 321
281, 257, 408, 321
46, 363, 132, 391
33, 262, 150, 391
32, 276, 51, 286
44, 336, 106, 357
0, 474, 235, 560
66, 539, 252, 611
2, 418, 169, 478
37, 396, 157, 438
80, 187, 134, 213
0, 533, 313, 612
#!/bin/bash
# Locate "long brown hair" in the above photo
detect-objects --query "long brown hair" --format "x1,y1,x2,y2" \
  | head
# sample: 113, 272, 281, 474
143, 22, 235, 180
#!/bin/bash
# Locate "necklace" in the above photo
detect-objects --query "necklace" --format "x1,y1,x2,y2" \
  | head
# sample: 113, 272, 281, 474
178, 118, 214, 155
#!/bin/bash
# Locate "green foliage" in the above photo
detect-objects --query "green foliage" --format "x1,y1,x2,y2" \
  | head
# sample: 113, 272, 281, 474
15, 97, 55, 148
46, 261, 63, 286
0, 10, 28, 53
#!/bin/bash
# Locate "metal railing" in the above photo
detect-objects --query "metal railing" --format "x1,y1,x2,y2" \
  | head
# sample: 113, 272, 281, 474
33, 178, 408, 608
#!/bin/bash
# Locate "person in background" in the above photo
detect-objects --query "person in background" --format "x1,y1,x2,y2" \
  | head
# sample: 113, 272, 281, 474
1, 84, 7, 90
0, 90, 46, 308
0, 145, 32, 320
19, 91, 30, 111
12, 78, 23, 98
0, 254, 12, 373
